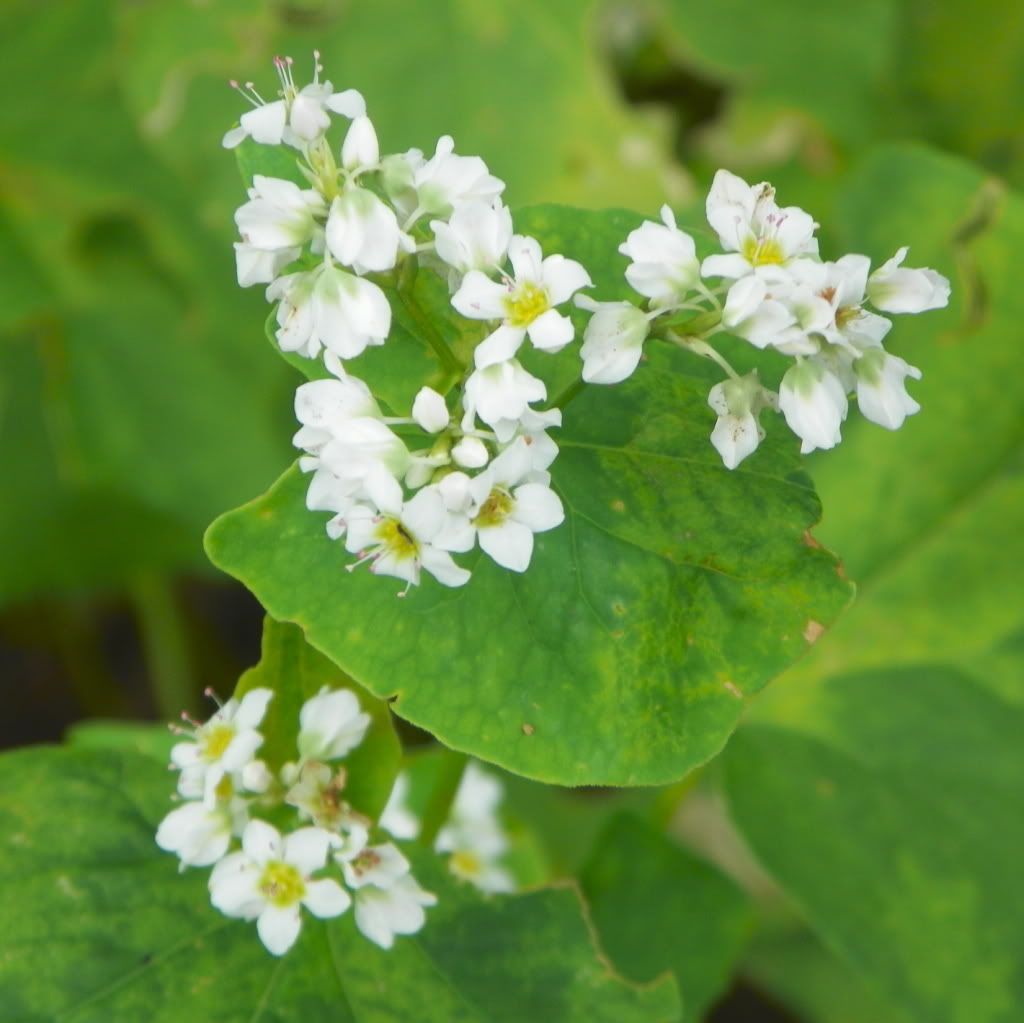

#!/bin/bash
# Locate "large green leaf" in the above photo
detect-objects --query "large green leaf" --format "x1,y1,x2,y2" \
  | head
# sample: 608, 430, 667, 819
205, 203, 850, 787
235, 617, 402, 821
581, 813, 753, 1021
725, 665, 1024, 1023
0, 747, 678, 1022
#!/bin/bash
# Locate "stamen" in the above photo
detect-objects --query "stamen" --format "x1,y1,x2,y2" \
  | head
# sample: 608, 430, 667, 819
203, 686, 224, 708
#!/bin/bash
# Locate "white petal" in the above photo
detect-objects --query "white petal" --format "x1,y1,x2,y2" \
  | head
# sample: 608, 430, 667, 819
420, 546, 471, 587
283, 827, 332, 876
512, 484, 564, 532
452, 271, 510, 321
701, 253, 752, 279
240, 101, 287, 145
235, 688, 273, 729
303, 878, 352, 918
325, 88, 366, 118
526, 308, 574, 352
474, 324, 526, 368
242, 819, 282, 864
341, 115, 379, 170
257, 904, 303, 956
412, 387, 450, 433
478, 519, 535, 572
540, 255, 591, 305
507, 235, 544, 283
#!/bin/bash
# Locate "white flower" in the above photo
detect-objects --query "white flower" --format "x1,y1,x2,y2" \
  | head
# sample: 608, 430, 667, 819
353, 875, 437, 950
618, 205, 701, 307
233, 242, 300, 288
267, 262, 391, 360
436, 764, 514, 894
577, 296, 652, 384
325, 188, 404, 274
412, 135, 505, 218
208, 821, 350, 956
854, 348, 922, 429
222, 55, 365, 150
235, 175, 326, 253
867, 247, 951, 313
171, 689, 273, 807
298, 687, 371, 761
338, 840, 411, 891
721, 274, 804, 351
454, 235, 592, 362
707, 372, 778, 470
468, 439, 564, 572
344, 480, 471, 591
156, 799, 245, 869
380, 773, 421, 840
431, 200, 513, 276
779, 358, 849, 454
412, 387, 450, 433
702, 170, 818, 279
337, 91, 380, 172
292, 360, 382, 455
462, 360, 547, 441
285, 762, 361, 832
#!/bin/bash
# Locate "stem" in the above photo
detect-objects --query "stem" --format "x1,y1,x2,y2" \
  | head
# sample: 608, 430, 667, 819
394, 282, 464, 377
553, 376, 586, 410
130, 574, 197, 720
666, 331, 742, 381
418, 750, 468, 848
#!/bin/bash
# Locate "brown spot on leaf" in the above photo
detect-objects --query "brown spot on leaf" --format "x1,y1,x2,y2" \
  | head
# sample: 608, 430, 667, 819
803, 620, 825, 644
802, 529, 822, 549
521, 723, 535, 736
610, 499, 626, 513
722, 680, 743, 700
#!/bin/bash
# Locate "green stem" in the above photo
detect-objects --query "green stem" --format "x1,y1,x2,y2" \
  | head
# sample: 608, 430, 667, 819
393, 274, 464, 377
129, 574, 197, 720
665, 330, 742, 381
553, 376, 586, 410
418, 750, 468, 848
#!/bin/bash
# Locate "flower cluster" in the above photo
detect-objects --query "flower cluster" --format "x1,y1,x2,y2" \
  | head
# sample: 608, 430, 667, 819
156, 685, 435, 956
228, 55, 577, 593
381, 762, 516, 894
226, 57, 952, 594
578, 171, 950, 467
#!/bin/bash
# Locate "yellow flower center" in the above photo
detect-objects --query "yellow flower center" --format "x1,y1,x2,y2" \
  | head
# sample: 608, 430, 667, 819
202, 723, 236, 761
835, 304, 860, 328
375, 518, 419, 560
258, 861, 306, 908
450, 849, 483, 879
741, 235, 786, 266
473, 488, 514, 528
504, 281, 550, 327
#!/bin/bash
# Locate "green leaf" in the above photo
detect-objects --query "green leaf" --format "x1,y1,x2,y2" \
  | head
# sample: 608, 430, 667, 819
205, 203, 850, 787
236, 617, 401, 821
581, 813, 754, 1021
0, 747, 679, 1022
65, 721, 176, 764
725, 665, 1024, 1023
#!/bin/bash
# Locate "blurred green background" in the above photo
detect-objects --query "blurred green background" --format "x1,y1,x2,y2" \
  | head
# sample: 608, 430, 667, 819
2, 1, 1022, 1019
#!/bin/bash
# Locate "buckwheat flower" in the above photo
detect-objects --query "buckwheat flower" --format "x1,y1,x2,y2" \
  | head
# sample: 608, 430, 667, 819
354, 874, 438, 950
209, 821, 349, 956
778, 358, 849, 454
577, 296, 652, 384
235, 175, 326, 255
468, 439, 564, 572
171, 689, 273, 807
222, 55, 365, 149
298, 687, 371, 762
156, 796, 247, 869
436, 763, 514, 894
702, 170, 818, 280
325, 188, 404, 274
707, 372, 778, 470
454, 235, 592, 362
267, 261, 391, 360
338, 839, 411, 891
431, 200, 514, 277
233, 242, 301, 288
335, 91, 380, 172
285, 761, 361, 832
854, 348, 922, 430
412, 387, 450, 434
867, 247, 951, 314
462, 360, 547, 441
619, 205, 701, 307
344, 479, 471, 591
721, 274, 807, 352
412, 135, 505, 218
292, 361, 382, 455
